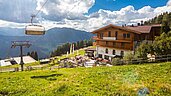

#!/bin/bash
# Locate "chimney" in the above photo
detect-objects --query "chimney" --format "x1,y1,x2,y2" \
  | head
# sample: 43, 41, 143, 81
141, 21, 143, 26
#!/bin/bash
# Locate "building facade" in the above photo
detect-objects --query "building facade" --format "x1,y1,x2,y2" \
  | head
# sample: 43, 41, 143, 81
92, 24, 161, 60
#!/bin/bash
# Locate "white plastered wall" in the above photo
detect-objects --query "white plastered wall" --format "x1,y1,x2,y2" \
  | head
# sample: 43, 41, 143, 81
96, 46, 133, 60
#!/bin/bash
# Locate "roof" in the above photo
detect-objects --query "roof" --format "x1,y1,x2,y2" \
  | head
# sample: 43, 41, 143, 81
0, 60, 12, 66
91, 24, 141, 34
126, 24, 161, 33
0, 56, 36, 66
14, 56, 36, 64
91, 24, 161, 34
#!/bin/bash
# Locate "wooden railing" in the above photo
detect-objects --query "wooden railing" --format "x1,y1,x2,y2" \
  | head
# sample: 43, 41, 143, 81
96, 42, 133, 50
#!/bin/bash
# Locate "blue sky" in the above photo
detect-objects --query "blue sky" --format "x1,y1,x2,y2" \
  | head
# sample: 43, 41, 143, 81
89, 0, 168, 13
0, 0, 171, 32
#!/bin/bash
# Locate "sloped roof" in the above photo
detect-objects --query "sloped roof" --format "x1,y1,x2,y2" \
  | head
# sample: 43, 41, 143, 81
14, 56, 36, 64
126, 24, 161, 33
0, 60, 12, 66
0, 56, 36, 66
126, 26, 152, 33
92, 24, 161, 34
91, 24, 141, 34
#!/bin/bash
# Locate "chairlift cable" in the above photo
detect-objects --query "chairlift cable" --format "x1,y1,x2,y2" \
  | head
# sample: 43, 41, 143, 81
30, 0, 49, 24
66, 1, 82, 19
35, 0, 49, 17
25, 0, 49, 35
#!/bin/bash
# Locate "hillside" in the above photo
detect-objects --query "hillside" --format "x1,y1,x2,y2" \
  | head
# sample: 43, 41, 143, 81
0, 62, 170, 95
0, 28, 24, 36
0, 28, 93, 59
144, 12, 171, 27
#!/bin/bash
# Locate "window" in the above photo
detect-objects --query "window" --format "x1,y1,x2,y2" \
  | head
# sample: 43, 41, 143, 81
104, 55, 109, 60
123, 33, 130, 38
100, 33, 103, 38
108, 31, 111, 37
105, 48, 108, 54
127, 33, 130, 38
106, 41, 108, 45
123, 33, 126, 38
121, 51, 124, 56
113, 42, 116, 47
98, 54, 102, 58
121, 43, 125, 48
113, 50, 115, 55
115, 31, 118, 39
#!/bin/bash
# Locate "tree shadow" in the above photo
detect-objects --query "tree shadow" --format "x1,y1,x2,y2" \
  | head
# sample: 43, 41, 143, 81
31, 74, 63, 79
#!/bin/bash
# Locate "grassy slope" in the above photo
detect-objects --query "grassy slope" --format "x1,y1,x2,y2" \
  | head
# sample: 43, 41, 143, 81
57, 48, 85, 60
0, 62, 171, 96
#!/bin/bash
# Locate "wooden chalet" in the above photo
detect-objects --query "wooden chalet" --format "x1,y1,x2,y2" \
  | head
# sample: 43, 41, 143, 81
91, 24, 161, 60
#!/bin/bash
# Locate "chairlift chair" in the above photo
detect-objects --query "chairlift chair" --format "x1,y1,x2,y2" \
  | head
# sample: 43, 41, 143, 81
25, 25, 45, 35
25, 15, 46, 35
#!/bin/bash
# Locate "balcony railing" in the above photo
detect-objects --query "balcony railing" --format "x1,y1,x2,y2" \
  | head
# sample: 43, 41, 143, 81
96, 42, 133, 50
93, 36, 131, 43
103, 37, 116, 40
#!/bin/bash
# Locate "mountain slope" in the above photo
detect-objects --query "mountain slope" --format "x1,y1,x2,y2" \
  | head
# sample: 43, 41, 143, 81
0, 28, 93, 59
144, 12, 171, 27
0, 27, 25, 36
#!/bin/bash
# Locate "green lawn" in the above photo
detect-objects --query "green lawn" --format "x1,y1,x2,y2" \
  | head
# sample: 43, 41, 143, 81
56, 48, 85, 60
0, 62, 171, 96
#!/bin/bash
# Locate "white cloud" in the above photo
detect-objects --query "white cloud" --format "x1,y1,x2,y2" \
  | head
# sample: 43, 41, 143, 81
42, 0, 171, 32
0, 0, 37, 23
0, 0, 171, 32
167, 0, 171, 6
36, 0, 95, 21
0, 20, 26, 28
138, 6, 154, 14
82, 0, 171, 31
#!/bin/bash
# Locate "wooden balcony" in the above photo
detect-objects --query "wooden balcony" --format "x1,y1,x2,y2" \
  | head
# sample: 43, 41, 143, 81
96, 41, 133, 50
93, 36, 131, 43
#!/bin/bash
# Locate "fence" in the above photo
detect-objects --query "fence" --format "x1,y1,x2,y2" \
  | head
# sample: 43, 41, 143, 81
112, 54, 171, 65
0, 65, 53, 73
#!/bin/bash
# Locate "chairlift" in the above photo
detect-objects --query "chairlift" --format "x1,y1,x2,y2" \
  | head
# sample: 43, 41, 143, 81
25, 25, 45, 35
25, 15, 46, 35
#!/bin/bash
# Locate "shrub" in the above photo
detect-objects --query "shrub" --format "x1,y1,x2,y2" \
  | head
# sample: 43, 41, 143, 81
123, 51, 137, 64
135, 42, 153, 58
111, 58, 122, 65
